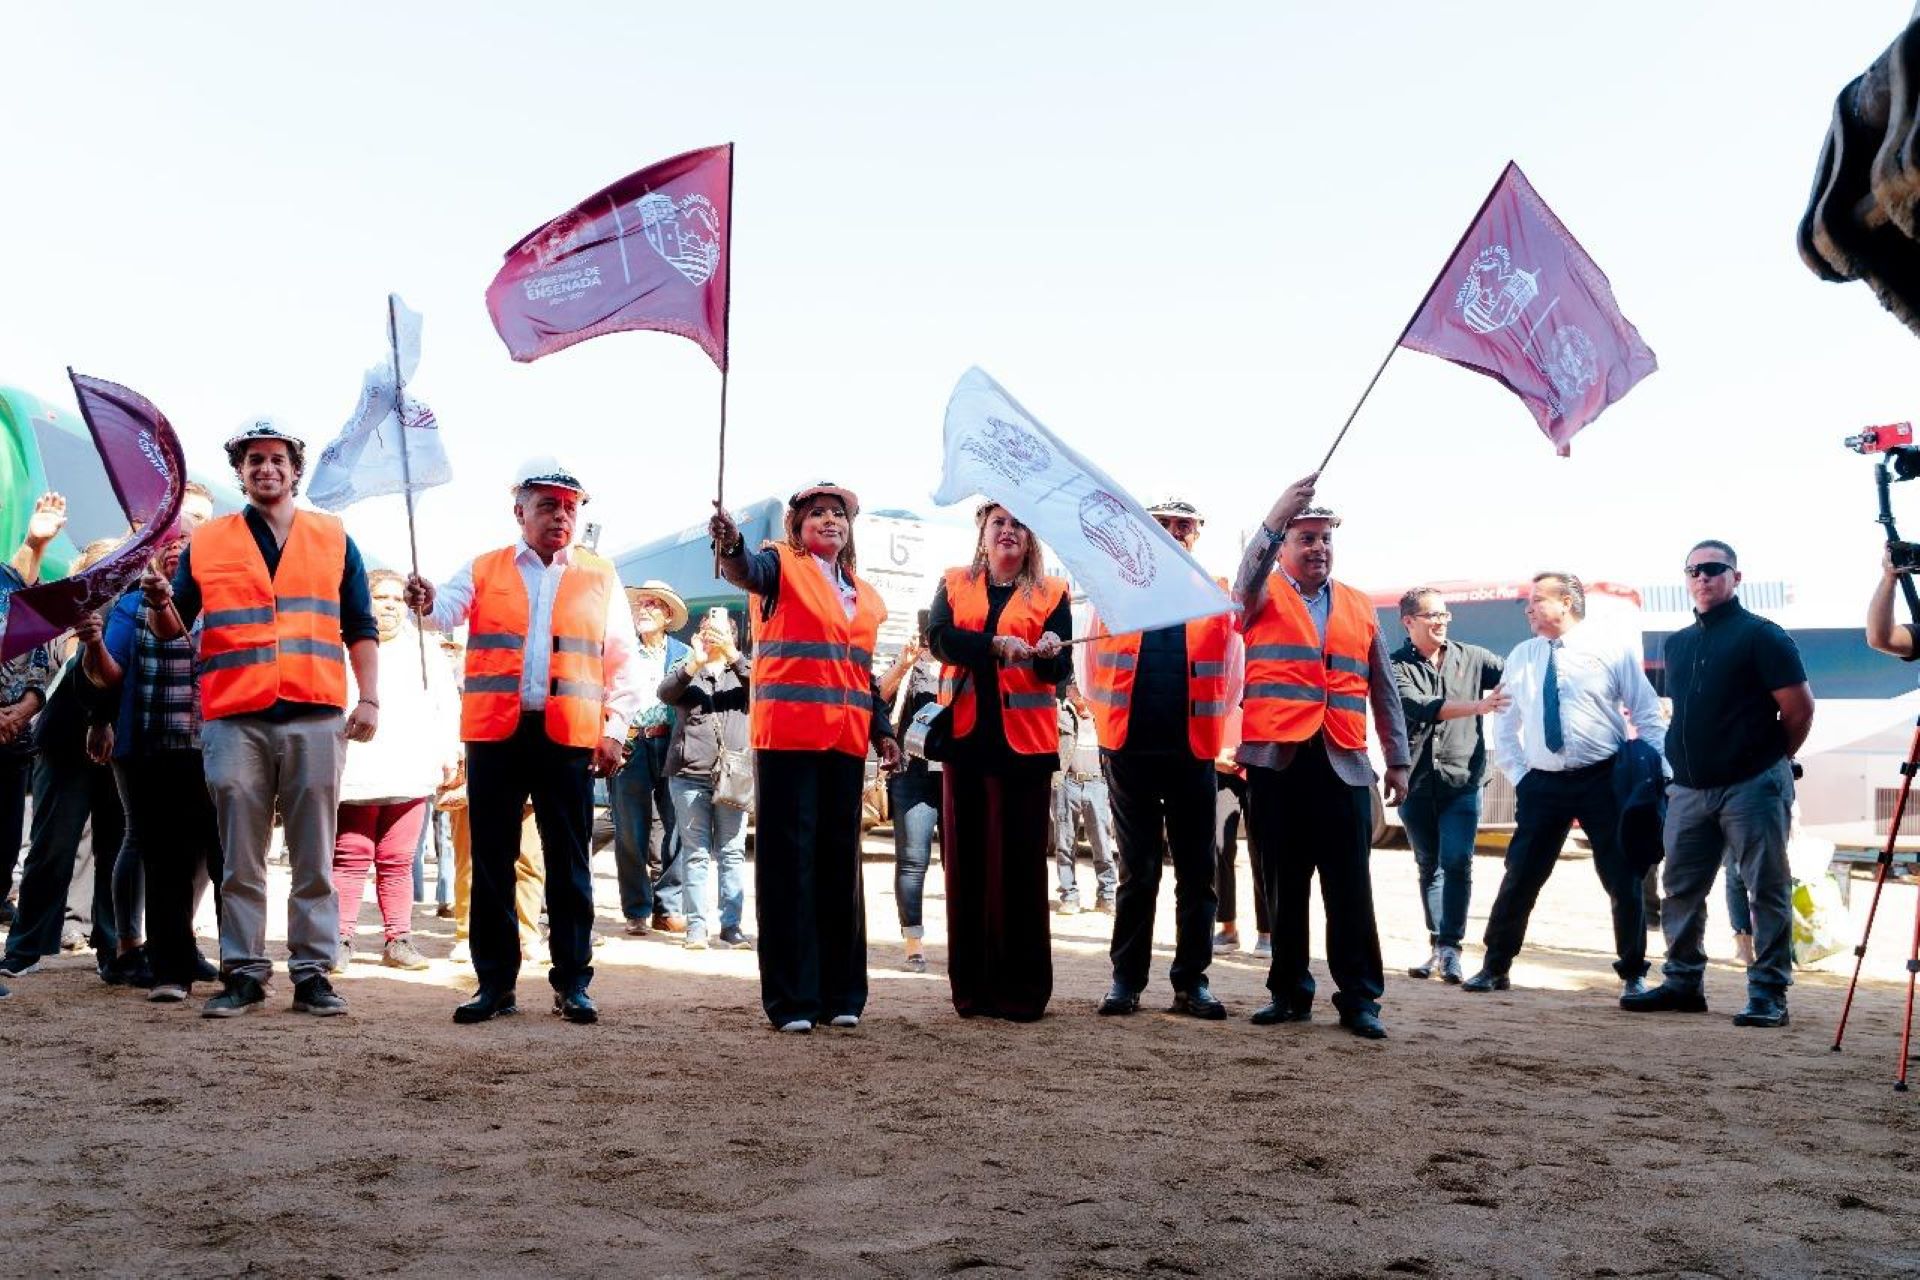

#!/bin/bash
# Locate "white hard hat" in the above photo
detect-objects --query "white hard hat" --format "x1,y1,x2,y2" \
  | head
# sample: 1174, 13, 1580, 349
512, 455, 589, 501
223, 416, 307, 460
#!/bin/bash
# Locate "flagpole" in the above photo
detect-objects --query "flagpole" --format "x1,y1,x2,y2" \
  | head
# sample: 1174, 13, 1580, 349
1316, 161, 1516, 474
713, 141, 736, 577
389, 294, 430, 689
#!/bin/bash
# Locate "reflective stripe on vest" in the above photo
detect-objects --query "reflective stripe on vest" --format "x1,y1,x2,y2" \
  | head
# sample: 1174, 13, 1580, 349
1086, 610, 1235, 758
747, 543, 888, 758
459, 546, 615, 747
1240, 578, 1376, 749
936, 569, 1069, 757
191, 510, 350, 720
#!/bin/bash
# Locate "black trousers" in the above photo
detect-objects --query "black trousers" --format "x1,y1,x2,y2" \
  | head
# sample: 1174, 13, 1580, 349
1214, 771, 1269, 933
1481, 756, 1647, 980
943, 763, 1054, 1020
0, 750, 29, 890
467, 717, 595, 996
754, 749, 867, 1027
1245, 744, 1383, 1018
5, 752, 122, 963
121, 750, 223, 987
1105, 751, 1218, 995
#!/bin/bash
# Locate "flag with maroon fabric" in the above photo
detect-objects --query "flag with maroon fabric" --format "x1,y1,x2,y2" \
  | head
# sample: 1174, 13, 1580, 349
0, 372, 184, 660
486, 143, 732, 368
1398, 162, 1657, 456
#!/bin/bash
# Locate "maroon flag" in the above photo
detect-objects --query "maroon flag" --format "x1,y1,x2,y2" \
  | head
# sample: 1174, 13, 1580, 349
0, 372, 184, 661
1399, 163, 1656, 455
486, 144, 732, 368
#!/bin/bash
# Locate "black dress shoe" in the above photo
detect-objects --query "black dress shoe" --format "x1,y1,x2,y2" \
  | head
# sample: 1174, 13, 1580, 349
1097, 982, 1140, 1016
1407, 949, 1440, 980
1461, 969, 1511, 993
1340, 1010, 1387, 1040
555, 991, 599, 1024
1731, 995, 1788, 1028
1619, 981, 1707, 1013
453, 988, 518, 1024
1170, 984, 1228, 1020
1249, 1001, 1311, 1026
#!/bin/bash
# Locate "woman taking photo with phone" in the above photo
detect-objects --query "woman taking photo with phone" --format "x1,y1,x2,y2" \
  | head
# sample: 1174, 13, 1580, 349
927, 502, 1071, 1021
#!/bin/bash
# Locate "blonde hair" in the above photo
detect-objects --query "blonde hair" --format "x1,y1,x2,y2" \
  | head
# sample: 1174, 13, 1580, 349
72, 535, 127, 575
969, 503, 1047, 597
784, 501, 859, 576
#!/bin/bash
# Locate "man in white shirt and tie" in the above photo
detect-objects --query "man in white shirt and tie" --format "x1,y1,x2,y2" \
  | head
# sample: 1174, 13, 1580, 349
1463, 572, 1666, 999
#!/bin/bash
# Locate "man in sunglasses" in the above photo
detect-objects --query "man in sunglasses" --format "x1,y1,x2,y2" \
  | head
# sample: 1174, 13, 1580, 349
1390, 588, 1508, 985
1623, 542, 1812, 1028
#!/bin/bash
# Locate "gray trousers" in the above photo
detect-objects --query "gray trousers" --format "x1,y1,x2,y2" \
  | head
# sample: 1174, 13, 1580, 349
1659, 758, 1794, 1000
202, 713, 347, 985
1052, 772, 1117, 903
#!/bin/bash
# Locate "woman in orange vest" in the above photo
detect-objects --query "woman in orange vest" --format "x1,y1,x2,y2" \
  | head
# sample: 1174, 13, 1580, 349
710, 482, 901, 1033
927, 502, 1072, 1021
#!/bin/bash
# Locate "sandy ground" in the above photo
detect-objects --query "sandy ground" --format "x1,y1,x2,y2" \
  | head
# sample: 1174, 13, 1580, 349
4, 830, 1920, 1279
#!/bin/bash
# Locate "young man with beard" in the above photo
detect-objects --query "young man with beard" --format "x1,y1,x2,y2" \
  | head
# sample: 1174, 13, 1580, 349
149, 422, 380, 1018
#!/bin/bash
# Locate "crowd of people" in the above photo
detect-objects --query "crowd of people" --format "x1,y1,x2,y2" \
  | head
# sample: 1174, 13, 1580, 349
0, 417, 1818, 1039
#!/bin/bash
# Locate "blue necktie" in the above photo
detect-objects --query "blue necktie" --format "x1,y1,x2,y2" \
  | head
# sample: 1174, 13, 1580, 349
1542, 640, 1565, 755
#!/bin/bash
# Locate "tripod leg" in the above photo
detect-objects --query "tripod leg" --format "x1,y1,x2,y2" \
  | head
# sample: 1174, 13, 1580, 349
1835, 717, 1920, 1053
1897, 876, 1920, 1091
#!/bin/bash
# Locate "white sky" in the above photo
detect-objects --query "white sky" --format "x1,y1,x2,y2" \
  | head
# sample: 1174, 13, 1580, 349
4, 2, 1917, 621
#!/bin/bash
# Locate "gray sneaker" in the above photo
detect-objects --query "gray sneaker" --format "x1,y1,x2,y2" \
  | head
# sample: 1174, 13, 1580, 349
382, 937, 430, 971
1056, 898, 1082, 916
202, 975, 268, 1018
684, 926, 710, 951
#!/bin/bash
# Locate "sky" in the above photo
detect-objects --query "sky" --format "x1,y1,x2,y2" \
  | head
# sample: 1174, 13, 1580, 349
5, 2, 1919, 623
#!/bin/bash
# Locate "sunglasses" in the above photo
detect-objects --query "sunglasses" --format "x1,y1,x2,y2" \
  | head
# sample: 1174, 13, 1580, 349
1684, 562, 1733, 579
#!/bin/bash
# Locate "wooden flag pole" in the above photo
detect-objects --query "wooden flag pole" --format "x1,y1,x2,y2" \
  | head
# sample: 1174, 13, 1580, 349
388, 293, 430, 689
1315, 161, 1516, 475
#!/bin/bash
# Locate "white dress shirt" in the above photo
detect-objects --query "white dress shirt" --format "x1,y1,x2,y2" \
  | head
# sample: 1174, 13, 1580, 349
425, 540, 642, 742
1491, 622, 1666, 785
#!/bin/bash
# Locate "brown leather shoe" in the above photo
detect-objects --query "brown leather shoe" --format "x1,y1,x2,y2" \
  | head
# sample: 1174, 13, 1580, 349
652, 914, 688, 935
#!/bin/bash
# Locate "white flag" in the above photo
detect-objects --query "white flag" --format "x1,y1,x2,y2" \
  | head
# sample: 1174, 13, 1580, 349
308, 295, 450, 511
933, 367, 1231, 636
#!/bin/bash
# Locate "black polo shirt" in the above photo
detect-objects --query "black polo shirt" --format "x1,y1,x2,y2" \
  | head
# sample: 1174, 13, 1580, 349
1662, 597, 1806, 789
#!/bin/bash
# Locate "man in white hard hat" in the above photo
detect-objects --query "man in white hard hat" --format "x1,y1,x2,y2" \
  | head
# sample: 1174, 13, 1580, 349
146, 417, 381, 1019
405, 456, 640, 1025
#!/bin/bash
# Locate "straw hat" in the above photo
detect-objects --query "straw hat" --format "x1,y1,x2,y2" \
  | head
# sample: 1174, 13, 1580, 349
625, 580, 688, 630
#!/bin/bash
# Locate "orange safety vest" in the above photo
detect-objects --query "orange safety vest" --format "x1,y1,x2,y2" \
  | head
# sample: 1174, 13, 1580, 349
1241, 576, 1376, 749
748, 542, 888, 758
1086, 610, 1234, 759
460, 546, 617, 747
937, 568, 1070, 757
192, 510, 349, 720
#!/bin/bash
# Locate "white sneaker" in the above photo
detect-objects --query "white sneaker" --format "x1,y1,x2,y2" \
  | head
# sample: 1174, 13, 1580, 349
449, 940, 471, 965
778, 1019, 813, 1034
148, 983, 189, 1003
829, 1014, 860, 1028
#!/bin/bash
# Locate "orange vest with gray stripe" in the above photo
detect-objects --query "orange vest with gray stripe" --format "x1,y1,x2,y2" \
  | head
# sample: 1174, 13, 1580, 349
461, 546, 616, 747
748, 542, 887, 758
191, 510, 350, 720
937, 568, 1070, 757
1241, 576, 1375, 749
1086, 611, 1234, 759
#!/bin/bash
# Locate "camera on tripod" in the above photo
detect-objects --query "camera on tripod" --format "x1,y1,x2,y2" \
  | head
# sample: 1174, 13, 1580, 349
1845, 421, 1920, 477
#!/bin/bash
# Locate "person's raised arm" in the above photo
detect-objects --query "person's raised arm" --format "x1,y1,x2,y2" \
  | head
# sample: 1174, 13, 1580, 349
1867, 547, 1918, 657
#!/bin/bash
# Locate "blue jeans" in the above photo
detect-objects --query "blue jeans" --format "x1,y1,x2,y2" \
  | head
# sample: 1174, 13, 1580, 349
888, 770, 942, 936
610, 735, 680, 920
669, 776, 745, 934
1401, 785, 1481, 950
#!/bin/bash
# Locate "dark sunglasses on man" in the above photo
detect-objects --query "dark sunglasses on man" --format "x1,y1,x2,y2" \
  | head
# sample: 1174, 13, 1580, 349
1683, 561, 1733, 579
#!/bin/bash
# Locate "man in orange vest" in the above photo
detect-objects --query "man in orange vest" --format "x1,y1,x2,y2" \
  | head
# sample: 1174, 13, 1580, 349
1234, 474, 1411, 1040
405, 458, 639, 1026
146, 419, 381, 1019
1088, 497, 1242, 1020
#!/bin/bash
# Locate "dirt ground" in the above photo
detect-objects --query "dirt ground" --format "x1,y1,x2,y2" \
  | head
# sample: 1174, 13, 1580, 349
4, 832, 1919, 1280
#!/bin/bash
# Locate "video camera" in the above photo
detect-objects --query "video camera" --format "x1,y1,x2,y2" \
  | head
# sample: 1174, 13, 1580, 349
1848, 421, 1920, 573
